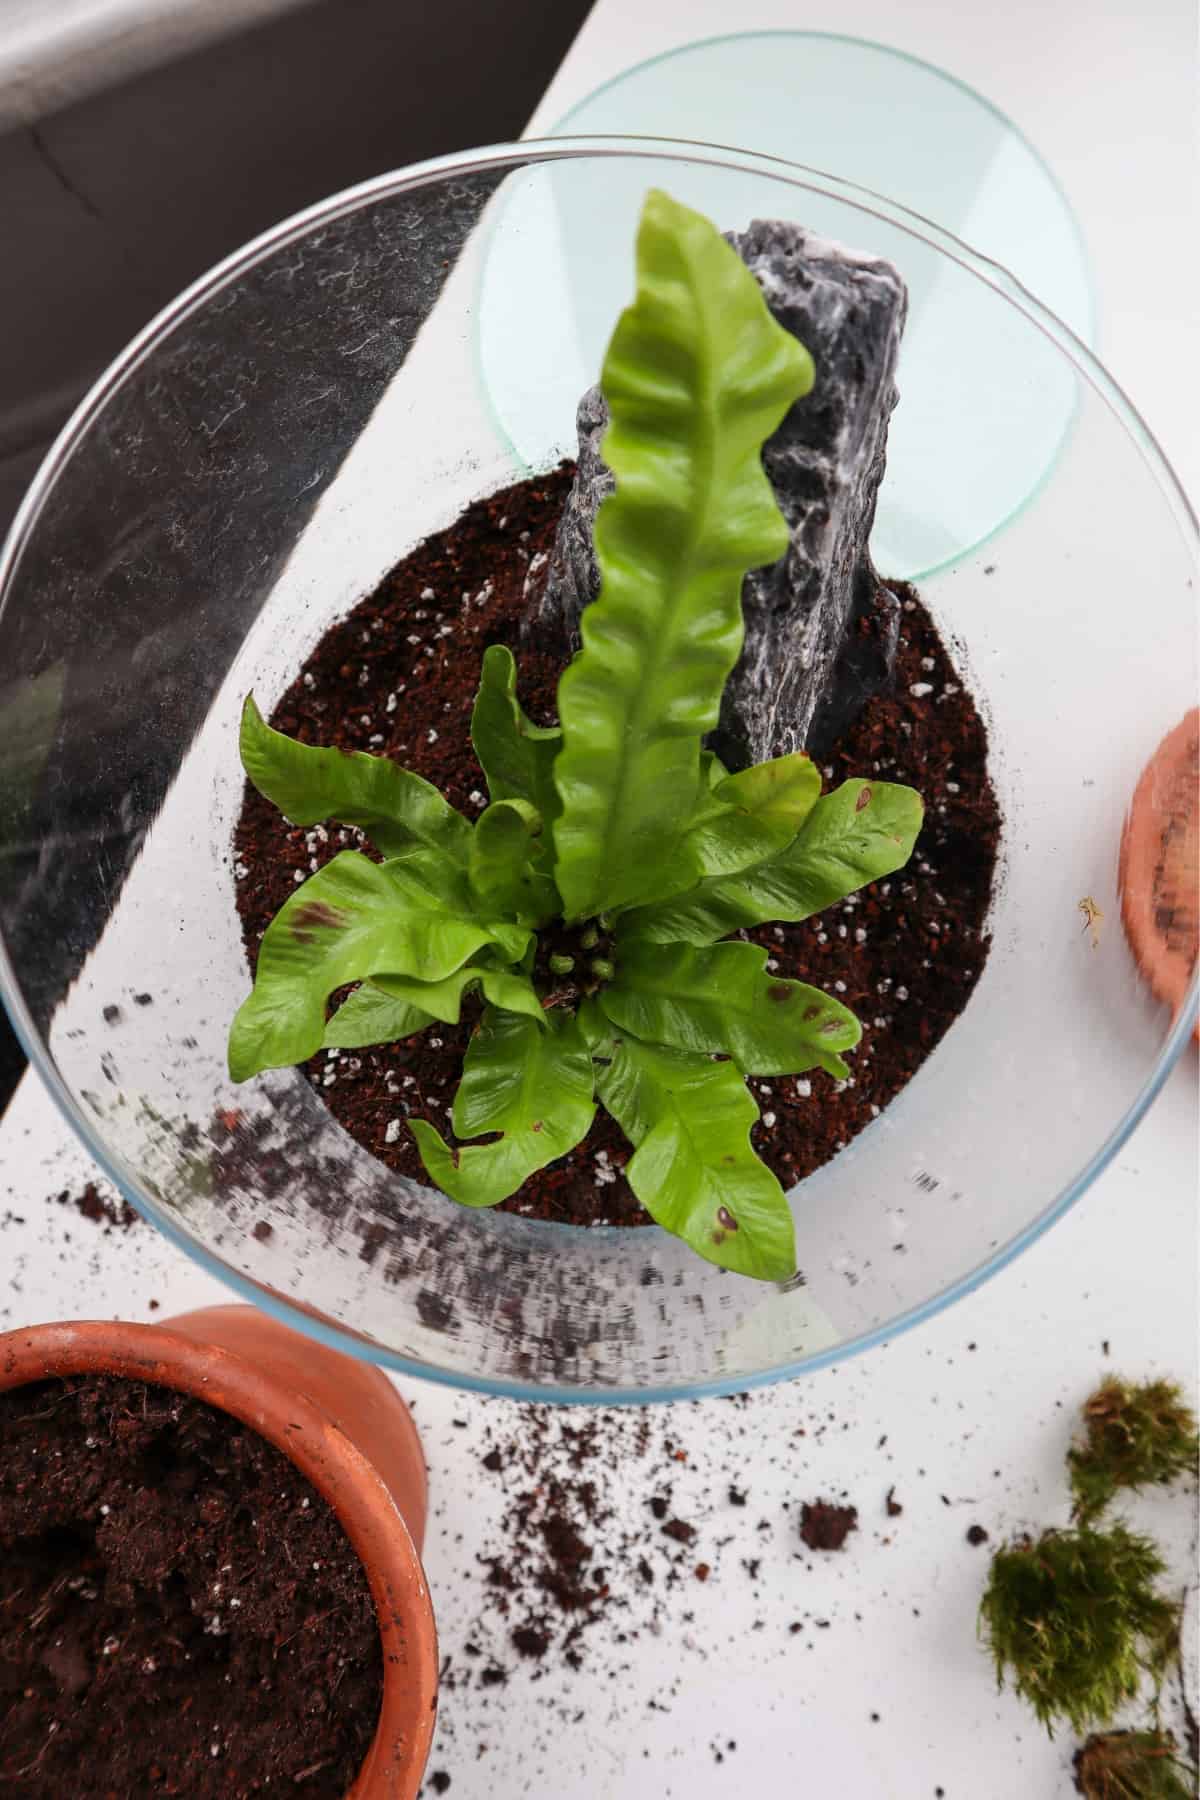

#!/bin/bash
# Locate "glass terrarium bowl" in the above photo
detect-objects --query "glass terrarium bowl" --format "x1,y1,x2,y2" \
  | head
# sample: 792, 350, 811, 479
0, 139, 1195, 1402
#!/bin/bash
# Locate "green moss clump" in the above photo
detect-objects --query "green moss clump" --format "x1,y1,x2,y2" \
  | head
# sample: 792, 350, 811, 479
978, 1525, 1180, 1735
1073, 1729, 1196, 1799
1069, 1377, 1200, 1525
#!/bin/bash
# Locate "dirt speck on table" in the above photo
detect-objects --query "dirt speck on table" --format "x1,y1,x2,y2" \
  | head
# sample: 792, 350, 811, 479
800, 1500, 860, 1551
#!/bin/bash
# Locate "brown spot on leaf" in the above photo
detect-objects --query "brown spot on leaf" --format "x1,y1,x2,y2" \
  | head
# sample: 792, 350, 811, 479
819, 1019, 845, 1038
802, 1004, 821, 1021
855, 785, 872, 811
716, 1206, 739, 1232
768, 984, 792, 1003
290, 900, 346, 942
530, 1120, 544, 1133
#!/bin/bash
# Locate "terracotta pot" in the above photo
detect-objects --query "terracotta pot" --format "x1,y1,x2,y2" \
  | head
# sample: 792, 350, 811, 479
1118, 707, 1199, 1041
0, 1305, 437, 1798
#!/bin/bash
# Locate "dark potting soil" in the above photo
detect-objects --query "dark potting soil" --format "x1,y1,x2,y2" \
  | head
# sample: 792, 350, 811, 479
0, 1375, 382, 1798
461, 1408, 706, 1677
433, 1392, 867, 1718
53, 1180, 139, 1233
799, 1500, 859, 1552
234, 466, 999, 1227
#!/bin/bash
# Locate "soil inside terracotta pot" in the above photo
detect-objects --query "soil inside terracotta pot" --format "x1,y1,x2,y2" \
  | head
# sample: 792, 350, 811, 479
233, 466, 999, 1227
0, 1374, 382, 1799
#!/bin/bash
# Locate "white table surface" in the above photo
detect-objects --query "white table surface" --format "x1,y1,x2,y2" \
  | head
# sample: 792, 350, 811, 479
2, 3, 1197, 1796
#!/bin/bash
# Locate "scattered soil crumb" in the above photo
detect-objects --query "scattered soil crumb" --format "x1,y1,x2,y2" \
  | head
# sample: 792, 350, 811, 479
799, 1500, 859, 1552
53, 1181, 139, 1232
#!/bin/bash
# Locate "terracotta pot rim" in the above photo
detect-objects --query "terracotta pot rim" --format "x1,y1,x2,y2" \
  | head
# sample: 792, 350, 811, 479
0, 1319, 437, 1799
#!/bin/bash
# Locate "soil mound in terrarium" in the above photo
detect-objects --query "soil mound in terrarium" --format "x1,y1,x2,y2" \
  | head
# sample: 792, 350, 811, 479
0, 1375, 382, 1799
234, 466, 999, 1228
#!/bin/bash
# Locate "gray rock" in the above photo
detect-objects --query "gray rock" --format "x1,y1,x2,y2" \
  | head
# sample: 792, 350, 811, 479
523, 221, 908, 767
530, 382, 611, 642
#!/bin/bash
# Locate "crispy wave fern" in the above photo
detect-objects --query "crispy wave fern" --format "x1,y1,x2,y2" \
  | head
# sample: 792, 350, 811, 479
553, 188, 815, 919
228, 189, 924, 1281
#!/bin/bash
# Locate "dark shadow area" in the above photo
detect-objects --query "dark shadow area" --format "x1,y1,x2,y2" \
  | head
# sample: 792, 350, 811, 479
0, 0, 593, 1112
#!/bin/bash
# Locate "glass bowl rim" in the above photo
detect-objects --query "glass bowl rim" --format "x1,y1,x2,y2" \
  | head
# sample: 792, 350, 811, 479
1, 134, 1196, 1403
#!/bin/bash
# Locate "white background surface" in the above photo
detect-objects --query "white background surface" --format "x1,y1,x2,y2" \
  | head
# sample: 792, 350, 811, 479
1, 2, 1197, 1796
